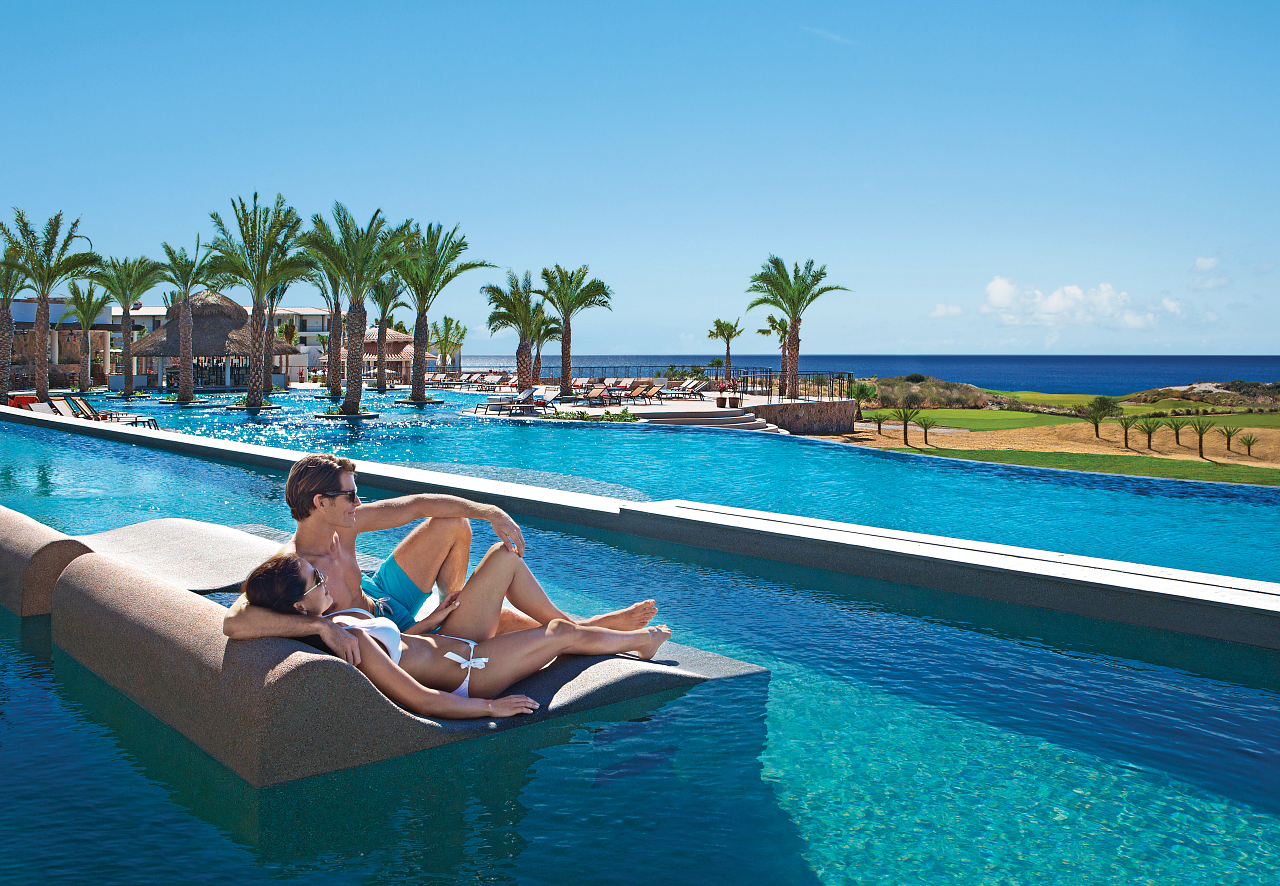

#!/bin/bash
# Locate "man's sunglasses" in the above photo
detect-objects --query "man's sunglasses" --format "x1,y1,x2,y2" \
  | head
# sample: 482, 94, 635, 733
319, 489, 360, 503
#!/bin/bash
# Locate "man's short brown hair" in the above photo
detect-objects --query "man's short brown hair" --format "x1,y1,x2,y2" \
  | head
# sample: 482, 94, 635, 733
286, 453, 357, 521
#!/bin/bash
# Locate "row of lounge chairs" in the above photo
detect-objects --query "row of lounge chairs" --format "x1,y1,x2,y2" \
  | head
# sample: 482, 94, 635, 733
21, 396, 160, 430
426, 373, 516, 392
466, 377, 718, 415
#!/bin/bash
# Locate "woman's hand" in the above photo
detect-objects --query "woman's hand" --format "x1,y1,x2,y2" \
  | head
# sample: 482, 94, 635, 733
485, 695, 539, 717
412, 590, 463, 632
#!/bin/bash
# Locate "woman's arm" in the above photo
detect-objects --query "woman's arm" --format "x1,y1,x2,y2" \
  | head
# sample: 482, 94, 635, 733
222, 594, 362, 665
348, 630, 538, 718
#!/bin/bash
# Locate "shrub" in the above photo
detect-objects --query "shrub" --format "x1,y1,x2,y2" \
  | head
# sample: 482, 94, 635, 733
905, 373, 926, 383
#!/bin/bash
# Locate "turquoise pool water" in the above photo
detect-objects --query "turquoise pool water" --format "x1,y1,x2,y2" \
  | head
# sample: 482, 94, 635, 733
2, 426, 1280, 885
73, 388, 1280, 583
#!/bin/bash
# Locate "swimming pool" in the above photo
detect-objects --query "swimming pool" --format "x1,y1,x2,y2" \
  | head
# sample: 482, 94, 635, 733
2, 425, 1280, 885
75, 388, 1280, 584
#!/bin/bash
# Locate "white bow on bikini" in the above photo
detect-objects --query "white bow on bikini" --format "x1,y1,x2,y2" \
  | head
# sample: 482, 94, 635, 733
444, 651, 488, 670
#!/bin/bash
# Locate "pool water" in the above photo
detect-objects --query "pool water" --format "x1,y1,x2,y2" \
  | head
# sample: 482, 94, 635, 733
3, 425, 1280, 884
76, 388, 1280, 583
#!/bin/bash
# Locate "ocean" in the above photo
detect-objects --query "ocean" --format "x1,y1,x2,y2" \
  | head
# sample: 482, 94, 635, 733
459, 354, 1280, 396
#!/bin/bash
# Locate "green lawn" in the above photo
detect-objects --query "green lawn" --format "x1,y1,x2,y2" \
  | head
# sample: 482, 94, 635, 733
894, 448, 1280, 486
869, 408, 1078, 431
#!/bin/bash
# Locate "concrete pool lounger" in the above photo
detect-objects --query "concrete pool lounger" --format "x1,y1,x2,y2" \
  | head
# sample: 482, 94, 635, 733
0, 508, 765, 787
4, 404, 1280, 652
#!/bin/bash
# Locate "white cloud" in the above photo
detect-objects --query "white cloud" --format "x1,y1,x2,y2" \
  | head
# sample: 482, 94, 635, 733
980, 276, 1154, 328
1161, 298, 1183, 315
929, 303, 963, 318
1203, 311, 1219, 322
1189, 275, 1230, 290
1194, 256, 1219, 271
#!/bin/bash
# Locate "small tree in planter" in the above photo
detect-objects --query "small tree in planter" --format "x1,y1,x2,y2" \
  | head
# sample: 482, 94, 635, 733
717, 377, 740, 407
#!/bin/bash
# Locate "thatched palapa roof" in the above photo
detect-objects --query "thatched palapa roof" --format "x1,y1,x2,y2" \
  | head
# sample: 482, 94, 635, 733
132, 291, 301, 358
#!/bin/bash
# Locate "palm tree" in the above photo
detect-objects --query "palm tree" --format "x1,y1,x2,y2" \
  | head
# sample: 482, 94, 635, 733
260, 281, 294, 395
1115, 414, 1140, 449
90, 256, 165, 398
891, 406, 921, 446
866, 412, 887, 435
1216, 425, 1242, 452
158, 236, 217, 402
277, 318, 298, 384
208, 193, 309, 407
369, 276, 408, 392
483, 271, 544, 391
1135, 417, 1163, 450
0, 210, 99, 401
303, 246, 346, 398
304, 203, 412, 415
1239, 433, 1259, 456
707, 318, 743, 378
1075, 396, 1119, 438
1166, 416, 1189, 446
55, 281, 111, 393
539, 264, 613, 389
396, 224, 493, 402
916, 415, 939, 446
0, 248, 24, 402
757, 314, 789, 396
746, 257, 849, 399
530, 306, 561, 385
849, 381, 877, 421
430, 316, 467, 374
1188, 417, 1215, 459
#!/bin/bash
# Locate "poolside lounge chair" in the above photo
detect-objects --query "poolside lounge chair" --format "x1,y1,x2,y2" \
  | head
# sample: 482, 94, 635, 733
625, 384, 661, 405
69, 396, 159, 429
28, 402, 56, 414
48, 397, 78, 418
580, 385, 621, 407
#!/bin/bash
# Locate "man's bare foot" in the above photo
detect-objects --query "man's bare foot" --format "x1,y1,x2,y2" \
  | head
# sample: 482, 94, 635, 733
636, 625, 672, 660
582, 599, 657, 631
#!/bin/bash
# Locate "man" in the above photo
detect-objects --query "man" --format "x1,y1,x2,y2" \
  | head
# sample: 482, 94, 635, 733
223, 453, 657, 664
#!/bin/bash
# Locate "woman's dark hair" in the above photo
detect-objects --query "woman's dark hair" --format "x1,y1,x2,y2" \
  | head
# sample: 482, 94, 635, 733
242, 553, 308, 614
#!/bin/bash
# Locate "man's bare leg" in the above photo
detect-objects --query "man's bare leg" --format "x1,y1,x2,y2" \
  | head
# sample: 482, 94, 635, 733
389, 516, 472, 593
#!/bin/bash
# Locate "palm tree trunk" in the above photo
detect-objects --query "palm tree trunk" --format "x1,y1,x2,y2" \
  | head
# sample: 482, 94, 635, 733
786, 318, 801, 400
778, 341, 788, 396
120, 304, 135, 398
35, 293, 50, 400
78, 327, 90, 393
342, 303, 366, 415
328, 306, 343, 397
560, 318, 572, 391
377, 321, 387, 392
178, 296, 194, 402
245, 300, 265, 407
724, 341, 731, 378
411, 310, 428, 401
516, 338, 532, 391
261, 307, 277, 399
533, 342, 542, 386
0, 306, 12, 402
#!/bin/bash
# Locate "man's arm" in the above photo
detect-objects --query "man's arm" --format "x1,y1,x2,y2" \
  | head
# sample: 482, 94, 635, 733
354, 493, 525, 555
222, 595, 361, 665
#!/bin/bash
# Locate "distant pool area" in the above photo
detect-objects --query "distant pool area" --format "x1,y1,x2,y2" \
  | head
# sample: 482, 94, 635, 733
3, 418, 1280, 885
39, 387, 1280, 585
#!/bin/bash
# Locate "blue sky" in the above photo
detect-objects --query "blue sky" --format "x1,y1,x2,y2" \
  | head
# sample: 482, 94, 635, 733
3, 1, 1276, 355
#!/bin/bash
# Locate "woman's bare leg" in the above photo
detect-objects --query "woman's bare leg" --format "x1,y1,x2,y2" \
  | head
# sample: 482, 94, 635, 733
440, 543, 572, 640
462, 620, 672, 699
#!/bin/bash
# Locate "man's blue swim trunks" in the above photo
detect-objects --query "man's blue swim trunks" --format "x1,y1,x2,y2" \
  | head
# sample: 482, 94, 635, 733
360, 556, 435, 631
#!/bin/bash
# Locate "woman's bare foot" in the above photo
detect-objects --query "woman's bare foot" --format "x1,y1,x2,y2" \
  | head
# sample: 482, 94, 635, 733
582, 599, 657, 631
636, 625, 672, 660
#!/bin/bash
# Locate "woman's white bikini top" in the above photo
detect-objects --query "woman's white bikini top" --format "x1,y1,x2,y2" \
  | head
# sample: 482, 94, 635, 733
328, 609, 403, 665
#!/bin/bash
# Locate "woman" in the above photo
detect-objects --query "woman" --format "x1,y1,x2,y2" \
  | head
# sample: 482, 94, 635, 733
242, 553, 672, 719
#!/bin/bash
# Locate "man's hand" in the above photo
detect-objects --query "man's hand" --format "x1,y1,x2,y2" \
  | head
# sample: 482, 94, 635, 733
318, 620, 361, 666
489, 508, 525, 557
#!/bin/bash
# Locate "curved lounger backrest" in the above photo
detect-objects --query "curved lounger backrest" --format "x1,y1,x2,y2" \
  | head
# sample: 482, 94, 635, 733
0, 504, 92, 617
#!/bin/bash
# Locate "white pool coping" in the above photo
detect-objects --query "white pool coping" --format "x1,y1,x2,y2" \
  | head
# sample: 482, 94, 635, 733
3, 404, 1278, 650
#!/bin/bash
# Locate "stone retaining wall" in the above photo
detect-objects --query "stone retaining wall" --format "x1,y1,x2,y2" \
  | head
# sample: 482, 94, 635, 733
752, 400, 858, 435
